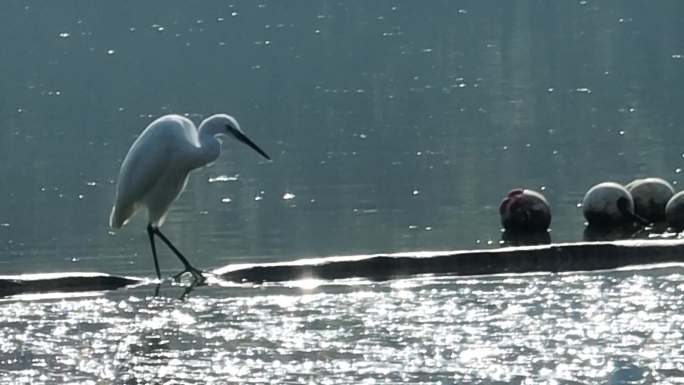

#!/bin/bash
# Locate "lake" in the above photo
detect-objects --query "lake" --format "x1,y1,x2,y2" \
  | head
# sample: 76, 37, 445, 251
1, 1, 684, 383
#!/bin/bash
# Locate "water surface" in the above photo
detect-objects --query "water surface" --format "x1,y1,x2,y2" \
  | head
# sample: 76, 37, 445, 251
2, 268, 684, 384
1, 1, 683, 275
1, 1, 684, 383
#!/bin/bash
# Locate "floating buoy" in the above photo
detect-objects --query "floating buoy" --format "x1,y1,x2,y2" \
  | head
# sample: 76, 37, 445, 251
582, 182, 645, 227
625, 177, 674, 223
499, 188, 551, 233
665, 191, 684, 230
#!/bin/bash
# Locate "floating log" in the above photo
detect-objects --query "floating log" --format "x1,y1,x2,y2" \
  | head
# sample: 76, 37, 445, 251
0, 272, 143, 297
3, 239, 684, 296
215, 239, 684, 283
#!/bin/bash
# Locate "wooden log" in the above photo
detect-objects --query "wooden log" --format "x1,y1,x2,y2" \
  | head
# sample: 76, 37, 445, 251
3, 239, 683, 296
215, 239, 684, 283
0, 272, 143, 297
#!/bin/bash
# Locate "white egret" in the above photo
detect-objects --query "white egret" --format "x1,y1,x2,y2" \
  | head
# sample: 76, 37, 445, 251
109, 114, 270, 282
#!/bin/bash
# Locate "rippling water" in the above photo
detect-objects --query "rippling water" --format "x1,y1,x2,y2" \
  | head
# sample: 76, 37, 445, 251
2, 1, 684, 383
2, 267, 684, 384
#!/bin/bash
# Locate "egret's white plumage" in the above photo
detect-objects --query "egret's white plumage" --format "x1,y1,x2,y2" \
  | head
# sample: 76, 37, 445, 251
110, 113, 270, 281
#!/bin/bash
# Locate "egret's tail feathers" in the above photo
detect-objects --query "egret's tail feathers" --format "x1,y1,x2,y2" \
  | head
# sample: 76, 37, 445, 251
109, 204, 134, 229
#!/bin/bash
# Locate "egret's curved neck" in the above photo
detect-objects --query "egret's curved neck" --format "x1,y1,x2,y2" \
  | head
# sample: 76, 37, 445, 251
194, 122, 222, 167
199, 120, 225, 138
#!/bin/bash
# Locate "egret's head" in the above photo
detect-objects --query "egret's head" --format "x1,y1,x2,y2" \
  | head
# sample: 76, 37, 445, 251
203, 114, 270, 160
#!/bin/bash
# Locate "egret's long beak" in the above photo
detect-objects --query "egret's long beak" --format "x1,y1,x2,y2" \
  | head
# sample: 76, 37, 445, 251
232, 129, 271, 160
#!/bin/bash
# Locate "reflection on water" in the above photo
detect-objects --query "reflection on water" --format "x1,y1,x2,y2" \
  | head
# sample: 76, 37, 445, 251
2, 269, 684, 384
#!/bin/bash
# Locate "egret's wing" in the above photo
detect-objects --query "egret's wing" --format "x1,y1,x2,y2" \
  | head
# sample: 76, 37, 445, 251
110, 125, 173, 227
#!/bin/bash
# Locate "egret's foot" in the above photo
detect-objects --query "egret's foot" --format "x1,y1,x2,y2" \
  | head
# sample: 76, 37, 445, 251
172, 267, 206, 285
178, 279, 201, 301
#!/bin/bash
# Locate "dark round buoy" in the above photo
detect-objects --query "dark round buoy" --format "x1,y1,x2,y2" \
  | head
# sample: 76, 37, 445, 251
499, 188, 551, 233
665, 191, 684, 230
625, 177, 674, 223
582, 182, 644, 227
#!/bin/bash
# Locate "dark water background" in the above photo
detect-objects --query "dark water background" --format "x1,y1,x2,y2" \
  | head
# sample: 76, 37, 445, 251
1, 1, 683, 278
3, 2, 684, 384
1, 2, 684, 275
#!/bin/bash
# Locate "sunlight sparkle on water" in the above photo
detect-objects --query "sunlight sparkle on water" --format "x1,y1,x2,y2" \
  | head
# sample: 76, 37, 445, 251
2, 271, 684, 383
208, 174, 239, 183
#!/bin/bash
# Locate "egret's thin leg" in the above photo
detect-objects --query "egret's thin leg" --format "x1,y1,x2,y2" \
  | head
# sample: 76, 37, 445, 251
146, 224, 162, 281
151, 227, 205, 281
